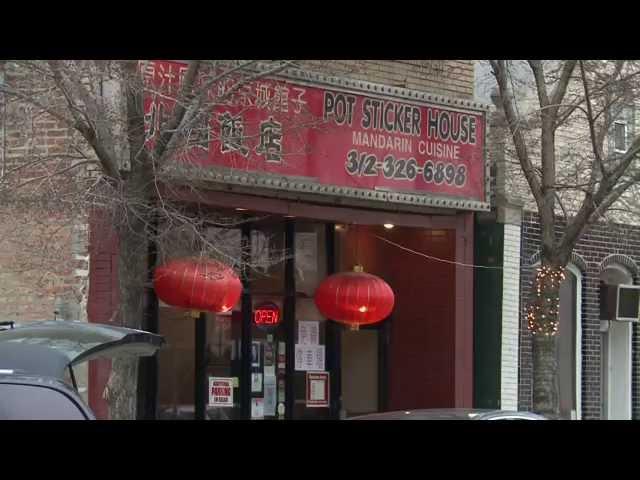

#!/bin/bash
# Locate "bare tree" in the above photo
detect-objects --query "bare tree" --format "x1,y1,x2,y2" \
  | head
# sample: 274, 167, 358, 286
0, 59, 328, 419
488, 60, 640, 417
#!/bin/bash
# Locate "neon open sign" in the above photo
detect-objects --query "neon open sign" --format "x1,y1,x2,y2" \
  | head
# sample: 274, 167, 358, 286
253, 302, 281, 326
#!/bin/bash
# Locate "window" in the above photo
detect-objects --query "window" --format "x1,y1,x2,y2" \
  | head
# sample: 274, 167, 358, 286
614, 121, 627, 153
0, 383, 89, 420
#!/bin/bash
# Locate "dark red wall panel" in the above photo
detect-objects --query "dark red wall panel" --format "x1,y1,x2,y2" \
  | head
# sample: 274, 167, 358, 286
339, 225, 457, 410
87, 210, 119, 420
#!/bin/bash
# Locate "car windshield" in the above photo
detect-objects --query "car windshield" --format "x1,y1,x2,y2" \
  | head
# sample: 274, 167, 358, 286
0, 382, 89, 420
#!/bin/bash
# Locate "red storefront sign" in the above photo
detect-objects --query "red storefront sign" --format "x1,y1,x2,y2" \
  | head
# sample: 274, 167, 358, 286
142, 61, 487, 207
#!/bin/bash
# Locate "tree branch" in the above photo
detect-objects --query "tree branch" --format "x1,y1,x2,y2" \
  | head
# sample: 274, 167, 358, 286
579, 60, 606, 180
490, 60, 543, 204
47, 61, 121, 179
10, 160, 99, 190
550, 60, 577, 115
528, 60, 550, 107
153, 60, 202, 161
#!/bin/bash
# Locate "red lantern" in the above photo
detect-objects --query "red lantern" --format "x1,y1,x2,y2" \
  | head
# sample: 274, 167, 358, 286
314, 265, 394, 330
153, 258, 242, 313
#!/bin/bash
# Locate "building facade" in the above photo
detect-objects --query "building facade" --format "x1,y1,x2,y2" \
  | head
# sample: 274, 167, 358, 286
84, 59, 497, 419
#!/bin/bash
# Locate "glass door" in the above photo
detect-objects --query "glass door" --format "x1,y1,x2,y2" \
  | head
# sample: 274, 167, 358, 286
292, 222, 332, 420
246, 219, 286, 420
185, 217, 337, 420
203, 309, 242, 420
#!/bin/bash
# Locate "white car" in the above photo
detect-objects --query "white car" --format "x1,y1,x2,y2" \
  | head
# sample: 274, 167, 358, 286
350, 408, 547, 420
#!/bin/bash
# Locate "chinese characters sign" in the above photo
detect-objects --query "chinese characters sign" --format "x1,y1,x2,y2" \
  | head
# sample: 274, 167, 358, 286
142, 60, 487, 206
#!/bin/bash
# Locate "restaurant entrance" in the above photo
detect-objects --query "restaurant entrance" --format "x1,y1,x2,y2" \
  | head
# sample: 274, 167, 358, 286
157, 216, 335, 420
155, 207, 473, 420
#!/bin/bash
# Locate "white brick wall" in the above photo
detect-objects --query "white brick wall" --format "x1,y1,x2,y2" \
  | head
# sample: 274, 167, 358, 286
501, 223, 521, 410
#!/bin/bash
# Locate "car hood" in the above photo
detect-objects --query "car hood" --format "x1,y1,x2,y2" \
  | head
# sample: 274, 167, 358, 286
0, 321, 165, 372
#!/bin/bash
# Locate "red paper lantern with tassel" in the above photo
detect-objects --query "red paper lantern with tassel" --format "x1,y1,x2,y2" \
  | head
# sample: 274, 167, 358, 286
314, 265, 394, 330
153, 258, 242, 313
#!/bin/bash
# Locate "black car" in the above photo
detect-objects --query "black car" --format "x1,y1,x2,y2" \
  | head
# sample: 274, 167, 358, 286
0, 320, 164, 420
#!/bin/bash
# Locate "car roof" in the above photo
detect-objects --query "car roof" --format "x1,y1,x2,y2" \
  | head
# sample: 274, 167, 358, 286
0, 373, 95, 419
350, 408, 546, 420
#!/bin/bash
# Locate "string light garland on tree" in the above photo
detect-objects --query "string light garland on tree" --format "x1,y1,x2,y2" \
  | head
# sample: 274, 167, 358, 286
527, 265, 565, 336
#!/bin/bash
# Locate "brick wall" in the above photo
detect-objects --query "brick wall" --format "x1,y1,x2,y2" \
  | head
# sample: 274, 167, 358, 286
519, 211, 640, 419
0, 212, 88, 321
0, 78, 90, 324
302, 60, 475, 99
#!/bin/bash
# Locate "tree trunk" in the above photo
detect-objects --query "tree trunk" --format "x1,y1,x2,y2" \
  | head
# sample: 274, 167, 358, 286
529, 258, 565, 419
103, 66, 153, 421
532, 334, 560, 418
103, 205, 149, 419
103, 159, 153, 419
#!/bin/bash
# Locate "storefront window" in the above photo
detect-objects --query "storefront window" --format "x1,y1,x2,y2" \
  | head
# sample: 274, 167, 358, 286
335, 224, 384, 417
341, 329, 379, 416
204, 309, 242, 420
249, 221, 285, 294
248, 220, 285, 420
157, 306, 196, 419
293, 223, 330, 419
157, 223, 245, 420
203, 225, 244, 420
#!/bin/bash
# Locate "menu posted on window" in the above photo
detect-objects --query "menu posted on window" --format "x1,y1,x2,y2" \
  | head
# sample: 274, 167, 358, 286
298, 321, 319, 345
295, 344, 325, 371
209, 377, 234, 407
306, 372, 330, 408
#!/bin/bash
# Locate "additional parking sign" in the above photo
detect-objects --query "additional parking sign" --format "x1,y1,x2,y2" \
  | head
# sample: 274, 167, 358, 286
209, 377, 234, 407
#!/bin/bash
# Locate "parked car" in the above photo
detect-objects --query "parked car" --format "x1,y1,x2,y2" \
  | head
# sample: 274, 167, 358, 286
0, 320, 164, 420
350, 408, 547, 420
